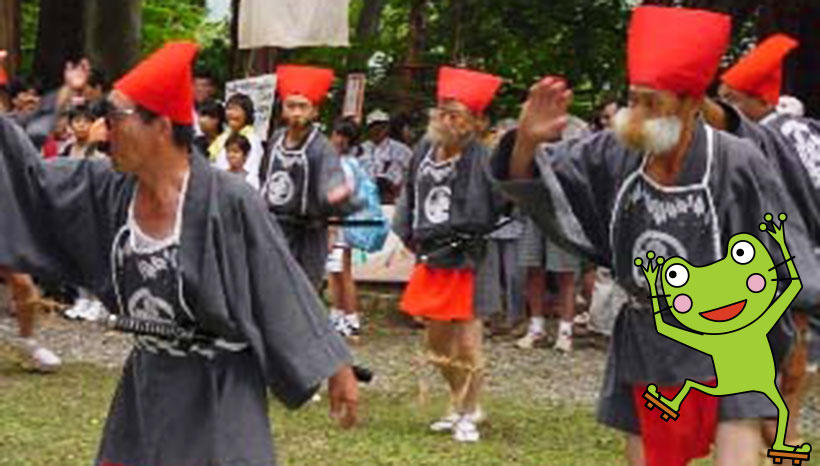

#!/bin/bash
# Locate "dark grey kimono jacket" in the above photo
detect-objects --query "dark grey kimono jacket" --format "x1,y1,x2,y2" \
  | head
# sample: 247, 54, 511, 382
393, 138, 503, 317
490, 121, 820, 433
759, 112, 820, 199
718, 102, 820, 253
261, 126, 355, 287
0, 116, 352, 464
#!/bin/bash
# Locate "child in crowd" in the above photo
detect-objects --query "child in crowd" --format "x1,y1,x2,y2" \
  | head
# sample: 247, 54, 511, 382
225, 132, 257, 188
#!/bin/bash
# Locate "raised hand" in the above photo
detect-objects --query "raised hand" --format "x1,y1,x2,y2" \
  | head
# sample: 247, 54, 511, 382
517, 76, 572, 145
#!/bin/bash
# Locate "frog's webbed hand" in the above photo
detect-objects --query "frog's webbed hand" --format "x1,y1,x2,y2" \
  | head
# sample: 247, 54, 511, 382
635, 252, 707, 349
757, 212, 802, 331
634, 251, 664, 307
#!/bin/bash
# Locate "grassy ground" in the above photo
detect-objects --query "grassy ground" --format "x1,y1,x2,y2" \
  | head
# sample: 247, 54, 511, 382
0, 350, 626, 466
1, 287, 818, 465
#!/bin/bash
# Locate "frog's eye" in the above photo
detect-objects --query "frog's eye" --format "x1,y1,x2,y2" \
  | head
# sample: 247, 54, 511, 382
665, 264, 689, 288
731, 241, 755, 265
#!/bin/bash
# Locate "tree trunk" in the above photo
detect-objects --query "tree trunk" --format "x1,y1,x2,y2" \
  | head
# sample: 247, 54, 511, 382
229, 0, 240, 78
84, 0, 141, 82
356, 0, 387, 40
450, 0, 464, 64
32, 0, 85, 90
348, 0, 387, 70
396, 0, 427, 114
0, 0, 20, 77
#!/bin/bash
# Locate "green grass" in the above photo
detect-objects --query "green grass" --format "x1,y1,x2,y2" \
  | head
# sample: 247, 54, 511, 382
0, 351, 630, 465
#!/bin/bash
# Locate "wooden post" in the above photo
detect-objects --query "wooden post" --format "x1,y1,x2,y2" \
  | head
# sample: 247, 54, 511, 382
0, 0, 20, 77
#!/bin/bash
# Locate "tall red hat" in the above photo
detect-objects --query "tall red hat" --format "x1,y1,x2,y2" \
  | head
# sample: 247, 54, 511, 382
628, 6, 731, 97
437, 67, 502, 115
275, 65, 335, 105
114, 41, 198, 125
721, 34, 799, 105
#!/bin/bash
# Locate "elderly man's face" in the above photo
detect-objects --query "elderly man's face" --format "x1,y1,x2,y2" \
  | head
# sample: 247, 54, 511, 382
612, 85, 699, 155
105, 90, 163, 173
426, 99, 478, 149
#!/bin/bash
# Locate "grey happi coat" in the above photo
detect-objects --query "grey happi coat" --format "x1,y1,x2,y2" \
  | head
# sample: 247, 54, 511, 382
0, 116, 351, 464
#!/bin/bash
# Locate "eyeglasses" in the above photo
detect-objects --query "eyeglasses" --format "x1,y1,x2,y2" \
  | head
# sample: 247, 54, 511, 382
103, 105, 137, 128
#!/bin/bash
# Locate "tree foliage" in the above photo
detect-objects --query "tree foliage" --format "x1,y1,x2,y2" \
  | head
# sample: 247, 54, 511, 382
283, 0, 632, 124
16, 0, 812, 119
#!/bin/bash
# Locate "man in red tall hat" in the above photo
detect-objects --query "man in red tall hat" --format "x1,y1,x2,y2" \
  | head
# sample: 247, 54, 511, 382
709, 34, 820, 234
490, 6, 820, 465
394, 66, 504, 443
261, 64, 355, 290
702, 32, 820, 451
0, 42, 359, 464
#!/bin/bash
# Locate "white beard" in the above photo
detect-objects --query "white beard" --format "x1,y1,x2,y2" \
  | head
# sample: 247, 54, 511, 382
613, 108, 683, 155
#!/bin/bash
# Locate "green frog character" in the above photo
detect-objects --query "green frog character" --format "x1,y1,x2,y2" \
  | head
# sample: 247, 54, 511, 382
634, 212, 811, 462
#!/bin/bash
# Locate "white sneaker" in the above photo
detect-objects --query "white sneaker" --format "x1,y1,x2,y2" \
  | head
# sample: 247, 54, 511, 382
63, 298, 90, 320
553, 331, 573, 353
19, 340, 61, 373
430, 413, 460, 432
335, 317, 352, 337
78, 300, 104, 321
516, 330, 546, 349
462, 407, 485, 425
573, 312, 590, 326
452, 416, 480, 442
344, 315, 361, 342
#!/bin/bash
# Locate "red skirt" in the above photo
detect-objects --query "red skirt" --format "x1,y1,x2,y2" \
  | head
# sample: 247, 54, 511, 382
400, 265, 474, 321
632, 380, 719, 466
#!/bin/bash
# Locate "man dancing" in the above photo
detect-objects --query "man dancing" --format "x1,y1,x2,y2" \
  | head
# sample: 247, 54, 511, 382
490, 6, 820, 465
395, 66, 503, 443
0, 42, 358, 465
262, 65, 355, 288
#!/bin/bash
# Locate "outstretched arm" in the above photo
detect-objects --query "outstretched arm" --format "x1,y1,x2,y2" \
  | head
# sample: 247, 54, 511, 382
634, 252, 709, 352
753, 213, 803, 332
0, 116, 127, 289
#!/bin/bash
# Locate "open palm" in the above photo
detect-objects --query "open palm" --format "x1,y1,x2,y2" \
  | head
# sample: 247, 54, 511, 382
517, 77, 573, 144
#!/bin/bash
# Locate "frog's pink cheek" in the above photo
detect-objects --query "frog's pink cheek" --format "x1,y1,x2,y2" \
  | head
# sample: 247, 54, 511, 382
673, 294, 692, 313
747, 274, 765, 293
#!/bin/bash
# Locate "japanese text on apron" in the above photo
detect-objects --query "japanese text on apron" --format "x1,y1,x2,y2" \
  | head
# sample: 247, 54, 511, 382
610, 126, 722, 293
110, 173, 246, 358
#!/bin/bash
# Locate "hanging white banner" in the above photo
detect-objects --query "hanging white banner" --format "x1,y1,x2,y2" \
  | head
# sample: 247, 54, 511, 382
238, 0, 351, 49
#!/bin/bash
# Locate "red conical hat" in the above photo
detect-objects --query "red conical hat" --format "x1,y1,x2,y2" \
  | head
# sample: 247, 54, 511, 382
437, 67, 502, 115
114, 41, 199, 124
276, 65, 335, 105
721, 34, 799, 105
628, 6, 731, 97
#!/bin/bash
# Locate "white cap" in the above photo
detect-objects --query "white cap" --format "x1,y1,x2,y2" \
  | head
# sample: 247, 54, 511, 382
366, 109, 390, 126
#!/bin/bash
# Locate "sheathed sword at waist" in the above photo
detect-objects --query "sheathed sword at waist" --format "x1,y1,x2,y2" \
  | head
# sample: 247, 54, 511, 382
273, 213, 386, 228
